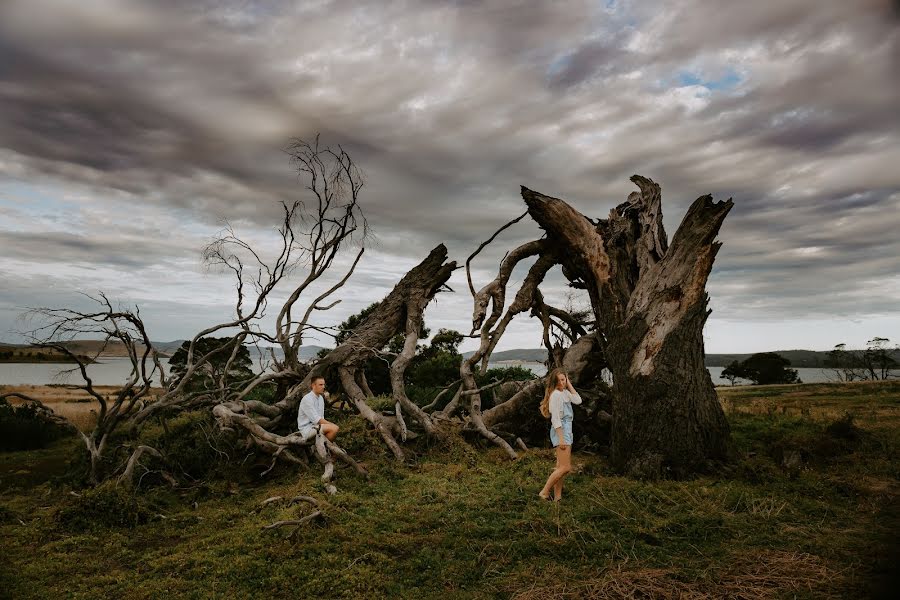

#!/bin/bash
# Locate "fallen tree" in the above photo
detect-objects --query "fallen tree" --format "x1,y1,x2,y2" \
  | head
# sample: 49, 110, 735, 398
22, 137, 455, 490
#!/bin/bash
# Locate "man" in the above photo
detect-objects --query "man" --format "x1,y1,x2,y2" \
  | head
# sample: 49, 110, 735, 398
297, 375, 340, 442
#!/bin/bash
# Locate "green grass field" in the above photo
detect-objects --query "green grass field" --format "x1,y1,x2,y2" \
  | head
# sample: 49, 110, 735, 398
1, 381, 898, 599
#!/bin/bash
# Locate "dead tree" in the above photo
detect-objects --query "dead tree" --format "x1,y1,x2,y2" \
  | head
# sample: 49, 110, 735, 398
23, 137, 460, 489
22, 295, 171, 484
215, 244, 456, 464
464, 176, 732, 477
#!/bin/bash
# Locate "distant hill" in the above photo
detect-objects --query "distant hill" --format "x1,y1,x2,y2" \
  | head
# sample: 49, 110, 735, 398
246, 345, 327, 362
52, 340, 173, 358
464, 347, 896, 367
7, 338, 891, 368
0, 339, 330, 363
463, 348, 548, 362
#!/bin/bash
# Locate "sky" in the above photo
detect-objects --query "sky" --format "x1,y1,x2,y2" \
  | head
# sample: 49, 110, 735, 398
1, 0, 898, 354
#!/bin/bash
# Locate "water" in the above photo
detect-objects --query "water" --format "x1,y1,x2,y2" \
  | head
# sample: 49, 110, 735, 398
0, 358, 839, 387
496, 363, 836, 385
0, 358, 160, 386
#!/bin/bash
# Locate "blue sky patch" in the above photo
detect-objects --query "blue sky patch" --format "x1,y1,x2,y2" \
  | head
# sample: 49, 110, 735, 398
676, 68, 743, 91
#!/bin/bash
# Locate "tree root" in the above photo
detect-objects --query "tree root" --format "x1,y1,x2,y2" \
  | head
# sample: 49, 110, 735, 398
261, 495, 324, 542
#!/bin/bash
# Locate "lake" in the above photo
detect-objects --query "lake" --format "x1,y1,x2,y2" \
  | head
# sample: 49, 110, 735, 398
0, 357, 839, 386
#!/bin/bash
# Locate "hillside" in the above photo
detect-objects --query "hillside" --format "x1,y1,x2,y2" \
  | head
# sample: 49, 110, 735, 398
462, 348, 548, 362
463, 347, 899, 368
0, 345, 93, 364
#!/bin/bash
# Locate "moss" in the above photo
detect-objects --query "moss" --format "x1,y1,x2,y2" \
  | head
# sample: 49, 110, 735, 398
56, 481, 161, 530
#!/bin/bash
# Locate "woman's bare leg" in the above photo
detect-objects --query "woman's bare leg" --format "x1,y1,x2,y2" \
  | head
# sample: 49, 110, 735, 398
553, 447, 572, 500
540, 446, 572, 499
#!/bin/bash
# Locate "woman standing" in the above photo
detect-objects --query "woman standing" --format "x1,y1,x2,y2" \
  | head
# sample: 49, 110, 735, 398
539, 368, 582, 501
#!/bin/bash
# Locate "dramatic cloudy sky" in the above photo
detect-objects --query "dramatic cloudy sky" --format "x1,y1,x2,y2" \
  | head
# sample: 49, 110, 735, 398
1, 0, 898, 353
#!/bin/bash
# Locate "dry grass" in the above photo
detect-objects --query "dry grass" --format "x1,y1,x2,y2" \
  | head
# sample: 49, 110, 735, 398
717, 380, 900, 430
510, 550, 842, 600
1, 384, 164, 432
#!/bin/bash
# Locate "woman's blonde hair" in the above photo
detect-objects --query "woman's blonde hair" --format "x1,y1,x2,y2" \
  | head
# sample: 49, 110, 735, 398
540, 368, 567, 418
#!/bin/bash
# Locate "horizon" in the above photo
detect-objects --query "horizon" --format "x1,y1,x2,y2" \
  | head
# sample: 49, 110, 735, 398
1, 2, 898, 354
1, 336, 891, 356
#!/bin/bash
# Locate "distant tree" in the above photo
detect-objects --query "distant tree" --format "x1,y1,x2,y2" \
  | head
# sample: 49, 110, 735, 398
739, 352, 800, 385
475, 365, 536, 386
825, 343, 865, 381
720, 360, 748, 386
825, 339, 898, 381
863, 337, 898, 380
168, 337, 254, 391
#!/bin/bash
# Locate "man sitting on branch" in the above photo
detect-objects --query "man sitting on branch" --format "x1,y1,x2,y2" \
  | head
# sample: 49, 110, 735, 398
297, 375, 340, 442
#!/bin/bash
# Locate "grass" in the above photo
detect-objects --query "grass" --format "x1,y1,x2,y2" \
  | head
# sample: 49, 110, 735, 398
1, 381, 898, 599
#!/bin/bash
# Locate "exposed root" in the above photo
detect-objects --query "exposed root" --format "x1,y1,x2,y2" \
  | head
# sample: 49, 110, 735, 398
261, 495, 324, 542
117, 445, 164, 489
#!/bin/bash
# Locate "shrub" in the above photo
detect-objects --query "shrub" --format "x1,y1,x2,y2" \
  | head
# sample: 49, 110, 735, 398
0, 399, 73, 451
56, 482, 159, 530
141, 412, 237, 481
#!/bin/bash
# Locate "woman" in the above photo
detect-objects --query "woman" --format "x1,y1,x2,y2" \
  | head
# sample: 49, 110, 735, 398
538, 368, 582, 501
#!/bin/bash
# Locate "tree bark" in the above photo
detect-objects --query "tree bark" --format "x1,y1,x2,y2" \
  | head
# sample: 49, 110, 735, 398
522, 176, 732, 477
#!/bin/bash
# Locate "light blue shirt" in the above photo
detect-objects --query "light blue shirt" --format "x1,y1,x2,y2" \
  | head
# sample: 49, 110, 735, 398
297, 390, 325, 433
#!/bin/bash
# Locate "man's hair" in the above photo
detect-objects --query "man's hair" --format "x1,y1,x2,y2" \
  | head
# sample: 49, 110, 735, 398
310, 375, 325, 384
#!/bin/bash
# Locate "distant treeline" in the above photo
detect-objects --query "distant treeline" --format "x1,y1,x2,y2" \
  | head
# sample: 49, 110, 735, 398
705, 350, 833, 368
0, 348, 94, 363
462, 348, 895, 368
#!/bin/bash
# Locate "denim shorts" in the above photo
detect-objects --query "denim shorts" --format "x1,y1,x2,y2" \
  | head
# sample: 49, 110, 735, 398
550, 420, 573, 447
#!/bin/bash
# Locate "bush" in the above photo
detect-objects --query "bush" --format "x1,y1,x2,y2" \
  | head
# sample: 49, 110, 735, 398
0, 399, 73, 451
56, 482, 159, 530
764, 414, 863, 470
475, 366, 537, 386
241, 382, 278, 404
141, 412, 237, 481
825, 412, 861, 442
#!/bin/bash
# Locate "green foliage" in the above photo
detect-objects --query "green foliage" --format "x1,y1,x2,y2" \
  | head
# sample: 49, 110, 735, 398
167, 337, 254, 392
56, 481, 160, 530
329, 303, 436, 397
475, 365, 536, 386
408, 332, 462, 387
240, 382, 278, 405
0, 399, 73, 451
141, 412, 238, 481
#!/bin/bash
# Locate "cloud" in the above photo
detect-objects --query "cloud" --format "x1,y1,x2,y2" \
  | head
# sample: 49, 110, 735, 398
0, 0, 898, 351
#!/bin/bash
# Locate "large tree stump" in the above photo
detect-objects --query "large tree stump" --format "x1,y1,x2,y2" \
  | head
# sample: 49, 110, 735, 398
522, 176, 732, 477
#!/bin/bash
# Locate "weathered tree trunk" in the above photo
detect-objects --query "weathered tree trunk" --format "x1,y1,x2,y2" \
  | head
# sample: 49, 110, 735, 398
522, 176, 732, 477
217, 244, 456, 466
